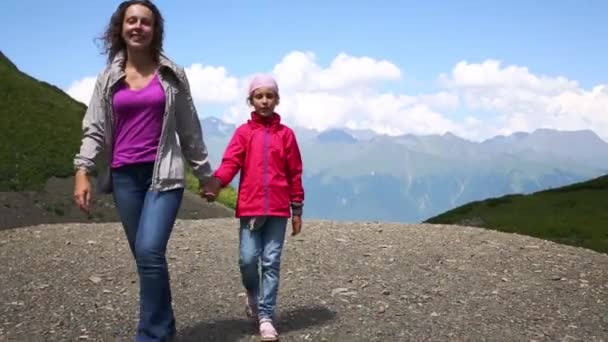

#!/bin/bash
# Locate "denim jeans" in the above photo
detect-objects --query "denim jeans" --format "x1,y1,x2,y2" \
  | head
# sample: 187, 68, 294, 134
111, 162, 183, 342
239, 216, 288, 320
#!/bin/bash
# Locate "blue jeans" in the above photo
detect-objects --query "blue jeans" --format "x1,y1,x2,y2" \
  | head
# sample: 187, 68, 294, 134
111, 162, 183, 342
239, 216, 288, 320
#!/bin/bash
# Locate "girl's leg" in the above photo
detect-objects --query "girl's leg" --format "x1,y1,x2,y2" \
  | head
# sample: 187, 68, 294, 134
239, 218, 263, 312
134, 187, 183, 341
258, 217, 288, 321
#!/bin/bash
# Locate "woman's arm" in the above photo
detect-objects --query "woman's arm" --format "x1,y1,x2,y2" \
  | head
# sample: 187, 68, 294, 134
174, 67, 214, 184
73, 72, 106, 173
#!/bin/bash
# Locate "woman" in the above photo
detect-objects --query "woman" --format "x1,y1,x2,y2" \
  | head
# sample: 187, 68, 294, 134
73, 1, 214, 340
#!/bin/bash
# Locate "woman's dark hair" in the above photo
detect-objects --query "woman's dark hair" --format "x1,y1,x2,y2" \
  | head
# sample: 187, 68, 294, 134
97, 0, 164, 64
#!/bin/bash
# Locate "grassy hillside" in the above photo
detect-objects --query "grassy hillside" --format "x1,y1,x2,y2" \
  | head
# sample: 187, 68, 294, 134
0, 51, 237, 209
424, 174, 608, 253
0, 51, 86, 190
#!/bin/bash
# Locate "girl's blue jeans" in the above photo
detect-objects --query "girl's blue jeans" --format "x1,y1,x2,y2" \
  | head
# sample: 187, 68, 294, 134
238, 216, 288, 320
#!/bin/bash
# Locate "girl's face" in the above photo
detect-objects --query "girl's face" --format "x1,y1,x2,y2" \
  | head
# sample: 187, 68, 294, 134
121, 4, 155, 52
250, 87, 279, 117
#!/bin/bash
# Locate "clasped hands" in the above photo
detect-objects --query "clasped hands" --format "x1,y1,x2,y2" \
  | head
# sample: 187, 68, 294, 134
200, 177, 222, 202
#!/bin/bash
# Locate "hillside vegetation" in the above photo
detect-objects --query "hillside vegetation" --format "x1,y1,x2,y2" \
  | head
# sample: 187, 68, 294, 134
425, 174, 608, 253
0, 51, 86, 191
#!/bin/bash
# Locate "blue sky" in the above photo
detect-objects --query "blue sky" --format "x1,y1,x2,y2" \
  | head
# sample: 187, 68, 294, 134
2, 0, 607, 140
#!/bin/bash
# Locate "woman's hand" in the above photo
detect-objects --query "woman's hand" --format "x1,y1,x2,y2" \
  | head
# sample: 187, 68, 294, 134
74, 170, 92, 213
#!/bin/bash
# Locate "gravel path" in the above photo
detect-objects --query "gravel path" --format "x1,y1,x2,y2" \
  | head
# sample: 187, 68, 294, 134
1, 218, 607, 341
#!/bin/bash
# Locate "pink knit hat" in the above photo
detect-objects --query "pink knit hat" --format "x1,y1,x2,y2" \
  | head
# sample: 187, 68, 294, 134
248, 74, 279, 96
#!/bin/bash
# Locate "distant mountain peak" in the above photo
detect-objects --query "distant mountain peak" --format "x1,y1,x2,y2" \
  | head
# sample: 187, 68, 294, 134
317, 128, 357, 144
201, 116, 236, 137
531, 127, 602, 140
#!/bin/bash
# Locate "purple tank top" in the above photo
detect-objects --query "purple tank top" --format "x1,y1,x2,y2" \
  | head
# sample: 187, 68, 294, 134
111, 73, 165, 168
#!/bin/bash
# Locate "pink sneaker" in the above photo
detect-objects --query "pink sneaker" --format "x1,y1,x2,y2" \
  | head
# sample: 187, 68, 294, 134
259, 318, 279, 341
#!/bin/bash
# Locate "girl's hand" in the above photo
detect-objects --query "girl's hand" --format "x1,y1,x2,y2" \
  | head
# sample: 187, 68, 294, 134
200, 177, 221, 202
291, 215, 302, 236
74, 170, 92, 213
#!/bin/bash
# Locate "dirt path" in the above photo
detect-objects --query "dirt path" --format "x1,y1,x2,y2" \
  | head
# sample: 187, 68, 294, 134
1, 218, 606, 341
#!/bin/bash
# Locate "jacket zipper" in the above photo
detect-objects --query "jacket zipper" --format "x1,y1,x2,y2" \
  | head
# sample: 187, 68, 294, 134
263, 126, 270, 215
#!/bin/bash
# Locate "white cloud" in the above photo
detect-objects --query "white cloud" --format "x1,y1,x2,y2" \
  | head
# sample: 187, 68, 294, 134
66, 76, 97, 105
64, 53, 608, 142
184, 64, 240, 104
439, 59, 608, 140
273, 51, 402, 91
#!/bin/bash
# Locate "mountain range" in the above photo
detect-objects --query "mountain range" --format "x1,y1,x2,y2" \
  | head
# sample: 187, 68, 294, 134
201, 116, 608, 222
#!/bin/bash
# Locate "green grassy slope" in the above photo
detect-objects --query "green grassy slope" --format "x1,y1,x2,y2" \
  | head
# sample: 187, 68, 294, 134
424, 174, 608, 253
0, 51, 86, 190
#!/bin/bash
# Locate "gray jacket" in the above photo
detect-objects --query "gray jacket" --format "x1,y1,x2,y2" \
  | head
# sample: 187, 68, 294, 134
73, 51, 213, 193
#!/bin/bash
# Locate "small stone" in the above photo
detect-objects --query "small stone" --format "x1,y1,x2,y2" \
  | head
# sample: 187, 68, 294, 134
331, 288, 350, 296
382, 289, 390, 296
88, 276, 102, 284
430, 312, 439, 317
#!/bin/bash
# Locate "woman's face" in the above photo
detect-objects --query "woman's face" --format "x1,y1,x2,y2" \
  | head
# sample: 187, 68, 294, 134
121, 4, 155, 51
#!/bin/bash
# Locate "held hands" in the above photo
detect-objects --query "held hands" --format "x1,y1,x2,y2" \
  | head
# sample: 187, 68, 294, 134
200, 177, 222, 202
74, 169, 92, 214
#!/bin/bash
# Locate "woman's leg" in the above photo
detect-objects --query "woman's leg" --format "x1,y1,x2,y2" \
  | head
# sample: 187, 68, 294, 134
111, 164, 151, 257
134, 187, 184, 341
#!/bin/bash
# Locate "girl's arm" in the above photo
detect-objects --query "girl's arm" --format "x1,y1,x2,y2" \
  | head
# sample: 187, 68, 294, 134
213, 128, 246, 187
285, 129, 304, 215
174, 67, 214, 184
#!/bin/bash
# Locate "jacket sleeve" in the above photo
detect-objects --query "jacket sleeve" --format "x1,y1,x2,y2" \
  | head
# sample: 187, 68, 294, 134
73, 72, 106, 173
175, 67, 214, 184
213, 127, 246, 187
285, 129, 304, 204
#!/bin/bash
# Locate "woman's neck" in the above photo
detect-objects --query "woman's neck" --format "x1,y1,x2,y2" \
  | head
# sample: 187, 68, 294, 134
125, 49, 157, 72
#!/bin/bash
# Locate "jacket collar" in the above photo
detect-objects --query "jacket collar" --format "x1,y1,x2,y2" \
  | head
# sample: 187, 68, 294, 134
249, 111, 281, 128
107, 50, 180, 88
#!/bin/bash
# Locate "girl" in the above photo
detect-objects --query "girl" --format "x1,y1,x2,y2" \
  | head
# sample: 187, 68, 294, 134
73, 1, 214, 340
204, 74, 305, 341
